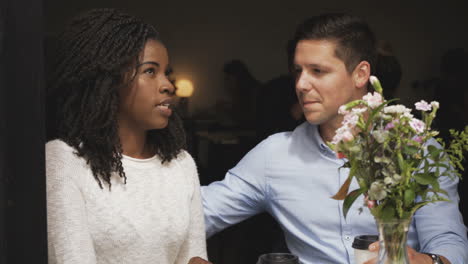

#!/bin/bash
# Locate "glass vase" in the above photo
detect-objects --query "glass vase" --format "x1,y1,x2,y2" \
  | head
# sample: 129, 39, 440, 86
376, 217, 411, 264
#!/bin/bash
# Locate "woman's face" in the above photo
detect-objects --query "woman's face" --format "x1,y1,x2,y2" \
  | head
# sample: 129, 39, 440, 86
118, 40, 175, 132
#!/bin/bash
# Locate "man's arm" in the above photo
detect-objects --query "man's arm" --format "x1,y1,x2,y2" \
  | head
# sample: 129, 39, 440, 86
413, 139, 468, 263
201, 139, 271, 237
413, 174, 468, 264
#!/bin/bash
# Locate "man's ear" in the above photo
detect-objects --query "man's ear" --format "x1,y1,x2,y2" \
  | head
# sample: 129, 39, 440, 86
353, 61, 371, 89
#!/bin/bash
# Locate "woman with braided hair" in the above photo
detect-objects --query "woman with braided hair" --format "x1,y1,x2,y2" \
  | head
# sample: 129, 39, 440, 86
46, 8, 209, 264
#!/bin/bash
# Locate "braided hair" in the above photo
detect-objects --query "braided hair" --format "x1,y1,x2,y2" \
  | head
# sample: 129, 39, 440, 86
49, 8, 186, 189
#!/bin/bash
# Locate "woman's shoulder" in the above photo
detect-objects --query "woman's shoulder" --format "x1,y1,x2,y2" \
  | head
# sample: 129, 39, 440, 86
46, 139, 75, 151
46, 139, 83, 165
174, 150, 197, 170
45, 139, 92, 187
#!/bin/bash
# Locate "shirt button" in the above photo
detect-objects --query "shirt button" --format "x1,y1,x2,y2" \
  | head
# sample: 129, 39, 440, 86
345, 236, 351, 241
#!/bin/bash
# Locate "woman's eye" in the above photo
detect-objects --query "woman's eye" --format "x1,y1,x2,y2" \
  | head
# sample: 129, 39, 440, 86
144, 68, 155, 75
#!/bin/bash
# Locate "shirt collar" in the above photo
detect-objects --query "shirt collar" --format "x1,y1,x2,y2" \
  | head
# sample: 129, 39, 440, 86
309, 123, 337, 158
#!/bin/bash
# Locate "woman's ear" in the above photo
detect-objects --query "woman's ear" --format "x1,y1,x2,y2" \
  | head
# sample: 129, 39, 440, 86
353, 61, 371, 89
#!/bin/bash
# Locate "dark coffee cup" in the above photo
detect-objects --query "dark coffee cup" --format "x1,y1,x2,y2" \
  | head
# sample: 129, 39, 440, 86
352, 235, 379, 264
256, 253, 299, 264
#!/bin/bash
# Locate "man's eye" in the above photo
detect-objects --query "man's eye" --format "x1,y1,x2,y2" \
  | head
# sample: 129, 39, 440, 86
313, 68, 322, 74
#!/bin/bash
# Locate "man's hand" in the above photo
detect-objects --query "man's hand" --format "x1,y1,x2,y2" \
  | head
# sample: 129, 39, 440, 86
363, 242, 450, 264
188, 257, 213, 264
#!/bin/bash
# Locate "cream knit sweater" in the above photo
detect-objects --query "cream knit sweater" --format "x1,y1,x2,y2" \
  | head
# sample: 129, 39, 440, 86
46, 140, 207, 264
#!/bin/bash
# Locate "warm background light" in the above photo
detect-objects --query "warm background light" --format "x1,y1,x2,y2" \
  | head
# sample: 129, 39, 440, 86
175, 79, 194, 98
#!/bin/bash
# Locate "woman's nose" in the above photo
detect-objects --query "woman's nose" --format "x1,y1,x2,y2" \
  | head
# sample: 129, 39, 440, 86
160, 82, 175, 95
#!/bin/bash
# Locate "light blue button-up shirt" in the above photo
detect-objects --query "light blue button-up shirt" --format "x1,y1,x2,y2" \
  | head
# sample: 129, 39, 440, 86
202, 122, 468, 264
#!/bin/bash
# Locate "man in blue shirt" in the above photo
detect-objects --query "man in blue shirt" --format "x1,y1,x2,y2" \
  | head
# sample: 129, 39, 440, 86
201, 13, 468, 264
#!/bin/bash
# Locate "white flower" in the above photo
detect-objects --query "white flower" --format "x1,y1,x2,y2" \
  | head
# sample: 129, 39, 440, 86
351, 107, 367, 115
392, 173, 402, 182
384, 176, 395, 185
402, 112, 414, 119
371, 130, 389, 143
369, 181, 387, 200
362, 92, 383, 108
369, 76, 379, 86
431, 101, 440, 109
409, 118, 425, 134
338, 105, 349, 115
332, 126, 354, 144
415, 100, 432, 111
384, 104, 411, 114
343, 113, 359, 127
342, 131, 354, 142
369, 76, 383, 93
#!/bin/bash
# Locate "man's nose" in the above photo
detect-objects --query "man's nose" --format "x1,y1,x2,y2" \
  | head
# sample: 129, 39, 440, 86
296, 73, 312, 92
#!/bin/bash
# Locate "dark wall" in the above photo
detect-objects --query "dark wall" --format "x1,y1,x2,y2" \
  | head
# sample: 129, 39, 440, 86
44, 0, 468, 115
0, 1, 466, 263
0, 3, 7, 263
1, 0, 47, 263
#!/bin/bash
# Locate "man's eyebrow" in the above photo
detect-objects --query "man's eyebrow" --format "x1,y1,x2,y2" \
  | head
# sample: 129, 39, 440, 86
292, 63, 324, 69
305, 63, 322, 68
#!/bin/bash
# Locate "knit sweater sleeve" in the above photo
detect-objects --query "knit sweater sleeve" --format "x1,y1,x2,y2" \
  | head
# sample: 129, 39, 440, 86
174, 151, 208, 264
46, 140, 97, 264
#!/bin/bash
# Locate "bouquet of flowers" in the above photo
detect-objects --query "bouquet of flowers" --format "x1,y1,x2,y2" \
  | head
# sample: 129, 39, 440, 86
329, 76, 468, 222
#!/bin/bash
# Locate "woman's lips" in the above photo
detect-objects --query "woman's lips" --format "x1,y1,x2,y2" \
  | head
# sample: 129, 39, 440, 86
155, 99, 173, 117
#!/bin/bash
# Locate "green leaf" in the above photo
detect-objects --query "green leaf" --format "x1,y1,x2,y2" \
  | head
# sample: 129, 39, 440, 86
431, 180, 440, 191
343, 188, 366, 219
427, 145, 443, 159
397, 153, 407, 174
404, 189, 415, 207
410, 201, 433, 216
381, 205, 396, 221
427, 163, 449, 169
414, 173, 436, 185
403, 145, 419, 156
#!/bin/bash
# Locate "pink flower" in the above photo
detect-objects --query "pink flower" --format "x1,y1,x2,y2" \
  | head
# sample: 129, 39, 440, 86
384, 105, 411, 114
363, 92, 383, 108
342, 131, 354, 142
343, 113, 359, 128
409, 118, 425, 134
385, 122, 395, 130
367, 200, 376, 209
338, 105, 349, 115
351, 107, 367, 115
332, 127, 354, 145
415, 100, 432, 111
413, 136, 423, 143
364, 194, 376, 209
337, 152, 346, 159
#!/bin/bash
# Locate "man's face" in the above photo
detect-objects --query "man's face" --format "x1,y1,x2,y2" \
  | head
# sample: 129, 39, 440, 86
293, 39, 364, 127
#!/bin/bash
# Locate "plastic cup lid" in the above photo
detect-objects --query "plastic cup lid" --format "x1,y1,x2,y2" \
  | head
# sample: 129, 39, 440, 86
257, 253, 299, 264
352, 235, 379, 250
